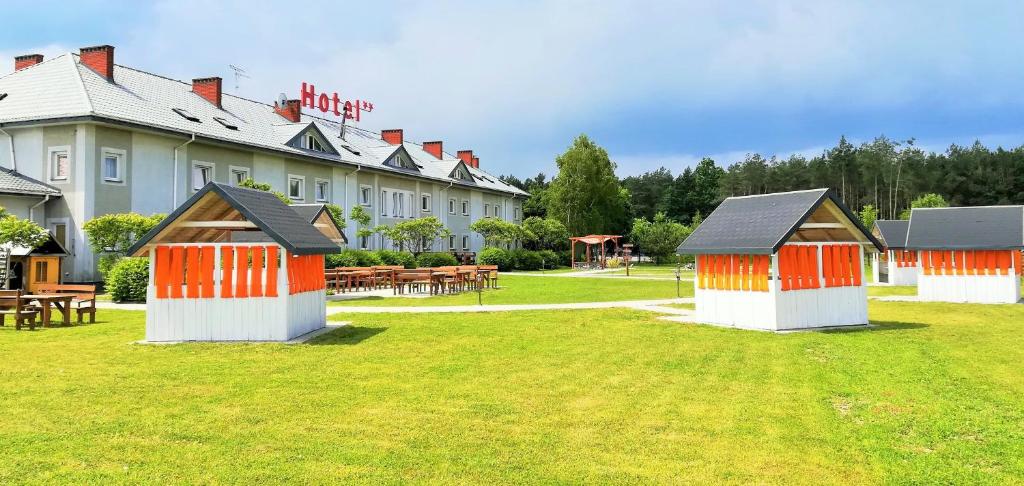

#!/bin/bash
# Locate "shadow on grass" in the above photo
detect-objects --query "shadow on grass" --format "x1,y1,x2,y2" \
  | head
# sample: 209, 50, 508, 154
308, 326, 387, 345
822, 320, 930, 333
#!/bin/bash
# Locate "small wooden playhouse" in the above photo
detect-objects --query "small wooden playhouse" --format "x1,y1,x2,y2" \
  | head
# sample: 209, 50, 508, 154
677, 189, 882, 331
871, 219, 918, 286
905, 206, 1023, 304
128, 183, 342, 342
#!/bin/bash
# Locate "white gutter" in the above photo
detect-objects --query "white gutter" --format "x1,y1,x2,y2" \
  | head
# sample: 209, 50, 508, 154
0, 127, 15, 171
29, 194, 50, 222
172, 133, 196, 208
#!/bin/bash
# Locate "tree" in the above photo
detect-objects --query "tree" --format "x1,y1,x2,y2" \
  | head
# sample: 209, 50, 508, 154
692, 158, 724, 218
324, 203, 346, 229
470, 218, 532, 248
859, 204, 878, 229
349, 205, 373, 247
621, 167, 674, 221
546, 134, 628, 235
82, 212, 165, 275
376, 217, 448, 254
239, 177, 290, 205
665, 167, 696, 224
900, 193, 948, 219
0, 215, 49, 250
629, 212, 691, 264
522, 217, 569, 251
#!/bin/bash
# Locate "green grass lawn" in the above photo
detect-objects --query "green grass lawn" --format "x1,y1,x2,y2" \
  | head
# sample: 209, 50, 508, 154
331, 274, 693, 307
2, 302, 1023, 483
867, 285, 918, 297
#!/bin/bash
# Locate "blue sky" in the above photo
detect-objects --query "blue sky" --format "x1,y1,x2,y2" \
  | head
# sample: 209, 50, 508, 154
4, 0, 1024, 177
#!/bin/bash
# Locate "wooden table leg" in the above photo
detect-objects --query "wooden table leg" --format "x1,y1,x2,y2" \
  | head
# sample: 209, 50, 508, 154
41, 303, 51, 327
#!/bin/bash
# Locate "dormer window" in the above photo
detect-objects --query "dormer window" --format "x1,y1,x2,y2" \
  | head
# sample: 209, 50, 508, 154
214, 117, 238, 130
305, 133, 325, 152
384, 151, 418, 170
172, 108, 201, 122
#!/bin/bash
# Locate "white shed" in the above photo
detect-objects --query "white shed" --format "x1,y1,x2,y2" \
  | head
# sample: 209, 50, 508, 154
871, 220, 918, 286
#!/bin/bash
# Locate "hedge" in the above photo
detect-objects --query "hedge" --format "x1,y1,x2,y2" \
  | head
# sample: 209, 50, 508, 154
478, 247, 512, 271
416, 252, 458, 268
106, 257, 150, 302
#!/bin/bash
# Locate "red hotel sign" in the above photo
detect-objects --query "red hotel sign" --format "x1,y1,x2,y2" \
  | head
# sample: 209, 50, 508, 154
300, 82, 374, 122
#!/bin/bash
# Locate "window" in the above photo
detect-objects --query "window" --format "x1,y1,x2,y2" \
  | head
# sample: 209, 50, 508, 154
214, 117, 238, 130
50, 148, 70, 182
192, 162, 213, 190
101, 148, 125, 184
421, 194, 431, 212
449, 235, 456, 250
315, 179, 329, 202
380, 190, 388, 216
448, 198, 456, 214
514, 208, 520, 221
392, 191, 402, 218
288, 175, 305, 201
172, 108, 201, 122
360, 185, 372, 206
484, 204, 490, 217
359, 235, 369, 250
494, 205, 501, 218
49, 221, 68, 251
462, 235, 469, 251
461, 200, 469, 216
33, 260, 48, 283
229, 166, 250, 186
305, 133, 325, 152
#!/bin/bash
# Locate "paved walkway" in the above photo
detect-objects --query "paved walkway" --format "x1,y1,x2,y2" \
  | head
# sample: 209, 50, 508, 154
505, 271, 678, 281
327, 297, 694, 314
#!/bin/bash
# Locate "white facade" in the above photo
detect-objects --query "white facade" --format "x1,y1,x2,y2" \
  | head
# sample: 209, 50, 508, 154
871, 251, 919, 286
917, 274, 1021, 304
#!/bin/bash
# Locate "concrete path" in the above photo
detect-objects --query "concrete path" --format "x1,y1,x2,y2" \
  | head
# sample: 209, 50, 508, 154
327, 297, 694, 314
504, 271, 678, 281
97, 301, 146, 311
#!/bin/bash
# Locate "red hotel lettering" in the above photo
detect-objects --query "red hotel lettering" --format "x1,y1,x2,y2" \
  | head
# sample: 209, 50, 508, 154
300, 82, 372, 120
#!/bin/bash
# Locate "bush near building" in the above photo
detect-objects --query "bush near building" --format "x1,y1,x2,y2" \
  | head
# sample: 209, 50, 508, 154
105, 257, 150, 302
416, 252, 459, 268
478, 247, 513, 271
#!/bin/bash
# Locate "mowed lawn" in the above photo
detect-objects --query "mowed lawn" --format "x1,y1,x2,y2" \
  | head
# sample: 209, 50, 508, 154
331, 274, 692, 307
2, 302, 1024, 483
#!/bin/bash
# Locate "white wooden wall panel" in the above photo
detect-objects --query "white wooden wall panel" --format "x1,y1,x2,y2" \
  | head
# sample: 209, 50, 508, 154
918, 274, 1020, 304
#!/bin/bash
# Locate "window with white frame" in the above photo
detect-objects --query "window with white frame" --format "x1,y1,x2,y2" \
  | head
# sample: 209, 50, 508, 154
484, 203, 490, 217
448, 234, 456, 250
360, 185, 372, 206
392, 191, 403, 218
380, 190, 389, 216
448, 198, 456, 214
461, 200, 469, 216
101, 148, 126, 184
421, 193, 431, 212
315, 179, 329, 202
305, 133, 325, 152
494, 205, 501, 218
462, 235, 469, 250
288, 175, 305, 201
192, 162, 213, 190
229, 166, 250, 186
406, 193, 414, 218
49, 148, 70, 182
514, 207, 520, 220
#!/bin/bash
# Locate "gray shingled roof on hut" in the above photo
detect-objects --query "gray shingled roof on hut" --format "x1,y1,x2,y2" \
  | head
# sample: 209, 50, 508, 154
129, 182, 340, 256
872, 220, 909, 249
290, 203, 347, 243
904, 206, 1024, 250
676, 188, 882, 255
0, 167, 62, 196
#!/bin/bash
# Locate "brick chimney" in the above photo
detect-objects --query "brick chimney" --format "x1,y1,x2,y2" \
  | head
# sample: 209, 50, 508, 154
457, 150, 473, 166
80, 45, 115, 81
472, 156, 480, 169
423, 141, 443, 159
192, 77, 223, 108
274, 99, 301, 122
381, 129, 403, 145
14, 54, 43, 71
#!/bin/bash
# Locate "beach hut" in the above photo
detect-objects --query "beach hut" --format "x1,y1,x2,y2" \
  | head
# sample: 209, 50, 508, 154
127, 182, 341, 342
904, 206, 1023, 304
871, 220, 917, 286
677, 189, 882, 331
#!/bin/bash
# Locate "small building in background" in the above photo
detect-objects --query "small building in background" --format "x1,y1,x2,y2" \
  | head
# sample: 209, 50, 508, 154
128, 183, 341, 342
904, 206, 1023, 304
677, 189, 882, 331
871, 220, 917, 286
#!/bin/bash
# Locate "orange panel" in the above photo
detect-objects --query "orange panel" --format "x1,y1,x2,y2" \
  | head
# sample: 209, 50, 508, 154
1014, 250, 1023, 276
730, 255, 740, 291
235, 246, 249, 298
265, 246, 279, 297
851, 245, 862, 286
836, 245, 849, 287
779, 247, 792, 291
807, 245, 820, 289
221, 246, 234, 298
996, 250, 1011, 276
821, 245, 833, 287
921, 251, 932, 275
185, 246, 200, 298
965, 250, 975, 275
831, 245, 842, 287
169, 246, 184, 299
154, 246, 171, 299
797, 246, 811, 290
740, 255, 749, 291
251, 246, 265, 297
200, 246, 215, 298
985, 250, 997, 276
954, 251, 965, 276
317, 255, 326, 290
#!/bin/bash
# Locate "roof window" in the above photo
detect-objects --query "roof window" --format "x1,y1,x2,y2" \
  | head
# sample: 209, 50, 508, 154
172, 108, 201, 122
0, 93, 7, 102
213, 117, 238, 130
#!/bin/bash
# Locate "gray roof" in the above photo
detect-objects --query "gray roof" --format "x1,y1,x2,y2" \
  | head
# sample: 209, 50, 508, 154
290, 203, 347, 243
0, 53, 528, 198
129, 182, 340, 255
677, 189, 881, 254
0, 167, 62, 196
873, 220, 909, 249
904, 206, 1024, 250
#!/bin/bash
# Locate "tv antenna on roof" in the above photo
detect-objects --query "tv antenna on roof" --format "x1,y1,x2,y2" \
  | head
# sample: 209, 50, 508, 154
229, 64, 250, 92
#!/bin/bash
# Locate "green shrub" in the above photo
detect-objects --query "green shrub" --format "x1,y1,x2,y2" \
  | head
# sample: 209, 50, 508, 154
326, 249, 382, 268
478, 246, 512, 271
537, 250, 559, 269
106, 257, 149, 302
556, 250, 573, 267
510, 249, 543, 271
416, 252, 458, 268
375, 249, 416, 268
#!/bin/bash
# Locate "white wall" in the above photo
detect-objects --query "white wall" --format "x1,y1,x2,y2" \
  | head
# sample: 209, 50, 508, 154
918, 274, 1020, 304
131, 132, 177, 215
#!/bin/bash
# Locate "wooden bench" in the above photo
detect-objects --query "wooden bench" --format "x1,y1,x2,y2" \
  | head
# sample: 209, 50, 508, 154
394, 269, 438, 295
0, 289, 39, 330
479, 265, 499, 288
35, 283, 97, 323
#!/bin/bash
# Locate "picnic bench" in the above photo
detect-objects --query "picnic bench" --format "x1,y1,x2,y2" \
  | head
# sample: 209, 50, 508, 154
34, 283, 98, 323
0, 289, 39, 330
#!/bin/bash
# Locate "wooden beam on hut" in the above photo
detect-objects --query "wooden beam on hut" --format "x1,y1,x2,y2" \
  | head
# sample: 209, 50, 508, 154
178, 221, 258, 228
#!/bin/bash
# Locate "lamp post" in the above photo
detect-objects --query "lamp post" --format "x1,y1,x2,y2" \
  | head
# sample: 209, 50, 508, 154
623, 244, 633, 277
675, 262, 682, 298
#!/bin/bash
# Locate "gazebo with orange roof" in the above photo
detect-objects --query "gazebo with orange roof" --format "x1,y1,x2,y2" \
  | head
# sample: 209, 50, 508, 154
570, 235, 622, 269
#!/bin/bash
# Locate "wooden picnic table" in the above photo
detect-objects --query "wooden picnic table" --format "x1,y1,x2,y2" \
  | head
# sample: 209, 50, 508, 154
22, 293, 76, 327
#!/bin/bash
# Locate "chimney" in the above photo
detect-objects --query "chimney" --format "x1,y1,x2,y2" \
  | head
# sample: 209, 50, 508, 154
472, 156, 480, 169
423, 141, 443, 159
381, 129, 403, 145
79, 45, 115, 81
14, 54, 43, 71
274, 99, 301, 123
457, 150, 473, 166
192, 77, 223, 108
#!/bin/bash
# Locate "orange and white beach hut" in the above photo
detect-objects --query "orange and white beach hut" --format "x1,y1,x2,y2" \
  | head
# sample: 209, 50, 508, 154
128, 182, 341, 342
677, 189, 882, 331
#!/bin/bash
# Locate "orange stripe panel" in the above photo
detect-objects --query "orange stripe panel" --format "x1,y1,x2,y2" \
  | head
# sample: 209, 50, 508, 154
251, 246, 265, 297
954, 251, 965, 276
797, 246, 811, 290
921, 251, 932, 275
200, 246, 215, 298
985, 250, 997, 276
837, 245, 849, 287
996, 250, 1011, 276
851, 245, 862, 286
169, 246, 184, 299
729, 255, 739, 291
778, 248, 789, 291
221, 246, 234, 298
154, 246, 170, 299
808, 246, 820, 289
1014, 250, 1022, 276
235, 246, 249, 298
965, 250, 975, 275
822, 245, 833, 287
739, 255, 749, 291
832, 245, 843, 287
266, 246, 279, 297
185, 246, 200, 298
